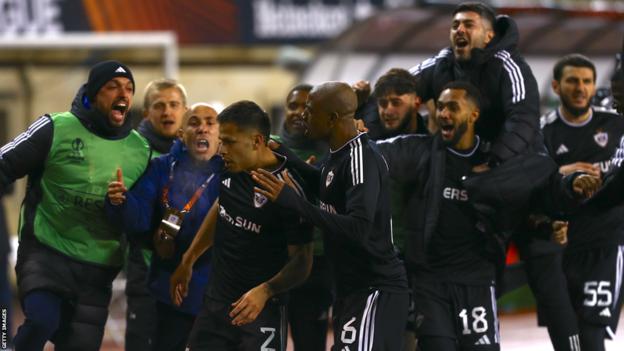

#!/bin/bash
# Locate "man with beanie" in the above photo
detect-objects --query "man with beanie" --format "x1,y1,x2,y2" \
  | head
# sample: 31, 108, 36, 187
0, 60, 151, 350
125, 78, 189, 351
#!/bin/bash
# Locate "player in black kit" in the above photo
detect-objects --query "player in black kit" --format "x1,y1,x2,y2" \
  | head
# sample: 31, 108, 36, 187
253, 82, 409, 351
376, 81, 500, 351
170, 101, 314, 351
541, 54, 624, 351
374, 81, 599, 351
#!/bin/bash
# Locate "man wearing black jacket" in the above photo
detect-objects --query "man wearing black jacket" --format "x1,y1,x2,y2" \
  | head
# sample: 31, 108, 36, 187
409, 2, 540, 164
126, 78, 189, 351
0, 61, 151, 350
375, 81, 596, 351
253, 82, 409, 351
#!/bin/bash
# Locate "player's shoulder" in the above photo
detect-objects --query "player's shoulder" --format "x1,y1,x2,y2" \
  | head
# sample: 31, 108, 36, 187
593, 106, 622, 120
592, 107, 624, 131
408, 47, 452, 76
220, 169, 245, 189
280, 166, 309, 201
540, 110, 559, 129
359, 133, 384, 158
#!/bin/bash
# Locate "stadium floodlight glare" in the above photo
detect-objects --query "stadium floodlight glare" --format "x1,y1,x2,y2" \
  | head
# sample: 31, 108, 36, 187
0, 31, 179, 79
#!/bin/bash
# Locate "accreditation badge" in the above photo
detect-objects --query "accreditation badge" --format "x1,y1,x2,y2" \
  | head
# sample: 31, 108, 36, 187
153, 207, 186, 259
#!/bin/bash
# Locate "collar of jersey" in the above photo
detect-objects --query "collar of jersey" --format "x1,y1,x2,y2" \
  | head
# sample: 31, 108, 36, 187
330, 132, 365, 154
557, 107, 593, 128
267, 152, 288, 174
446, 135, 480, 157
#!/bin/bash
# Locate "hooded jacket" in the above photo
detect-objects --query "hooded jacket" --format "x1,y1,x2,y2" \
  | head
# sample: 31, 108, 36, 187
105, 140, 222, 315
409, 15, 540, 163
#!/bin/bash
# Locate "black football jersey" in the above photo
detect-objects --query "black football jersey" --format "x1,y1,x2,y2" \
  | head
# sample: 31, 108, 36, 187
541, 107, 624, 249
317, 134, 407, 297
207, 155, 313, 303
427, 144, 496, 284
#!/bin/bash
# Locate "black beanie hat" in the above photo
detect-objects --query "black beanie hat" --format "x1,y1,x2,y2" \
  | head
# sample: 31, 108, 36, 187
86, 60, 135, 102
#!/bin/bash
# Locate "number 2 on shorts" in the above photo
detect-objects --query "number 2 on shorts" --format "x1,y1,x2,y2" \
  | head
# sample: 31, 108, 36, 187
260, 327, 276, 351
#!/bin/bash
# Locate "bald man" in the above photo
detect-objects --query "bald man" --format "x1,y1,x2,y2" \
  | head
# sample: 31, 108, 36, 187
106, 103, 221, 351
253, 82, 409, 350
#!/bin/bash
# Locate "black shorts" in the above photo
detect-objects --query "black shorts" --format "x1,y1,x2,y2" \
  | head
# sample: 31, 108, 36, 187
412, 280, 500, 350
520, 251, 576, 328
563, 244, 624, 339
186, 296, 287, 351
332, 289, 409, 351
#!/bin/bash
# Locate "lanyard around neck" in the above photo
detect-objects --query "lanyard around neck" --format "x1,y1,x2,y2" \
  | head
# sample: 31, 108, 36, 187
161, 161, 215, 213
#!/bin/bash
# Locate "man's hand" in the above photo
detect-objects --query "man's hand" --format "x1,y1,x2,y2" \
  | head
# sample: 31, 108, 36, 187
472, 162, 490, 174
107, 168, 127, 205
559, 162, 600, 177
572, 174, 602, 199
229, 283, 272, 326
354, 119, 369, 133
352, 80, 371, 107
268, 139, 281, 151
169, 262, 192, 306
252, 169, 295, 202
551, 220, 568, 245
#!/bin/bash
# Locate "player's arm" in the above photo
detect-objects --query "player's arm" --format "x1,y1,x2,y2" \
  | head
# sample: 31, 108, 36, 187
409, 50, 441, 105
0, 115, 53, 195
538, 170, 602, 215
169, 199, 219, 306
104, 160, 162, 236
252, 152, 382, 244
375, 134, 429, 182
584, 137, 624, 209
229, 242, 313, 326
490, 57, 541, 163
558, 162, 600, 177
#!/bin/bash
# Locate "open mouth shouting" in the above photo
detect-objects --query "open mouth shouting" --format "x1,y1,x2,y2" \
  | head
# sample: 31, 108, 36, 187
110, 100, 128, 125
454, 36, 469, 53
196, 139, 209, 152
439, 119, 458, 142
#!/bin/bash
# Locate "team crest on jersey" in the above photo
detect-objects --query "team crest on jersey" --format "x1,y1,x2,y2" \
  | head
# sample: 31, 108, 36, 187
254, 192, 268, 208
325, 170, 334, 187
594, 130, 608, 148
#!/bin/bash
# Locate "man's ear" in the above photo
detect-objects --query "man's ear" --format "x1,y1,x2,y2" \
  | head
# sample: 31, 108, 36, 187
471, 108, 480, 124
253, 133, 265, 149
485, 30, 495, 45
414, 95, 422, 109
551, 79, 561, 96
